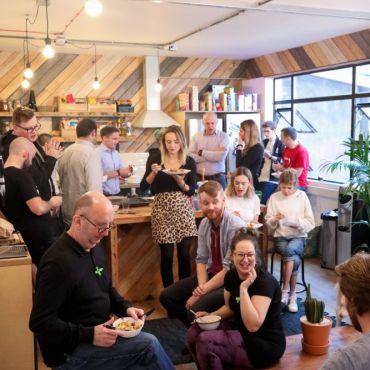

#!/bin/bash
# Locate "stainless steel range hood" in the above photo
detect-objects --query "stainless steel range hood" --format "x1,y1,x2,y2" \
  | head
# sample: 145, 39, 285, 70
133, 55, 179, 128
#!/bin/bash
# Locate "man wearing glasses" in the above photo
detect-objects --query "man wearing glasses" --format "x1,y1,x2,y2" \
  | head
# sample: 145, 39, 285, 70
30, 191, 174, 370
0, 107, 61, 201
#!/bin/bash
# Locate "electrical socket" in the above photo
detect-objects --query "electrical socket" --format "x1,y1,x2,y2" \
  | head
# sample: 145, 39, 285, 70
55, 35, 66, 46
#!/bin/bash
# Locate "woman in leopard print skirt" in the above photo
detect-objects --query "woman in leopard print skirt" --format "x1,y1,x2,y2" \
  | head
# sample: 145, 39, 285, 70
140, 125, 197, 287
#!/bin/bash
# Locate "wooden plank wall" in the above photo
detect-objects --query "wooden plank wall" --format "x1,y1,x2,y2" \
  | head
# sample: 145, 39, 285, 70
0, 52, 244, 152
243, 28, 370, 79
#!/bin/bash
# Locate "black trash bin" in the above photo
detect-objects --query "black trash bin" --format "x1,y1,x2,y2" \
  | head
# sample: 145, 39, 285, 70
320, 210, 338, 269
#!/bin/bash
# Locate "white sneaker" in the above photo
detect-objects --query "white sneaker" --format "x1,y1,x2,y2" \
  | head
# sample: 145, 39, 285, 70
288, 296, 298, 313
281, 290, 289, 305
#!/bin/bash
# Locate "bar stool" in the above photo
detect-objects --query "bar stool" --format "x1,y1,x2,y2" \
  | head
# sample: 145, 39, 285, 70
270, 247, 308, 294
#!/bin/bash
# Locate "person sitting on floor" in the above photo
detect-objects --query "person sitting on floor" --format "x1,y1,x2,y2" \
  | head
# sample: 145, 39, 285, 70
265, 169, 314, 313
225, 166, 260, 225
30, 191, 174, 370
187, 228, 286, 369
160, 180, 245, 326
321, 252, 370, 370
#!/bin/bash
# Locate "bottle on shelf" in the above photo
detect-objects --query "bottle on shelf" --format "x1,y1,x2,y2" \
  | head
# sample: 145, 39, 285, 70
28, 90, 38, 112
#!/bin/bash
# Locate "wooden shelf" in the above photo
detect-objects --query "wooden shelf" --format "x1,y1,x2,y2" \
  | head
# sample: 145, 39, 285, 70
0, 111, 135, 118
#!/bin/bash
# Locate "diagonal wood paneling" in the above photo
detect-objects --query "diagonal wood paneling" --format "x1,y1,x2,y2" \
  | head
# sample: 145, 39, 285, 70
243, 28, 370, 78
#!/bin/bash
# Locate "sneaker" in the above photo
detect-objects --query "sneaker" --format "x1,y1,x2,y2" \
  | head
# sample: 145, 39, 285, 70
288, 296, 298, 313
281, 290, 289, 305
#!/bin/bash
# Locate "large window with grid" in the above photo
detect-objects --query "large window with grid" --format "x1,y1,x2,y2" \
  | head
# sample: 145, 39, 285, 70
273, 62, 370, 183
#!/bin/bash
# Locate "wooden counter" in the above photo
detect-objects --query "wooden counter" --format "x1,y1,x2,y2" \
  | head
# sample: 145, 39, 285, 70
106, 206, 203, 301
0, 250, 34, 370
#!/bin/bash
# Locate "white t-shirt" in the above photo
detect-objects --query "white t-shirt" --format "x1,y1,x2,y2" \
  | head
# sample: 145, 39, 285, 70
225, 194, 260, 224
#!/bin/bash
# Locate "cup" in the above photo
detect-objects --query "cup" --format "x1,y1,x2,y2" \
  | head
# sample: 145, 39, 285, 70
120, 197, 130, 214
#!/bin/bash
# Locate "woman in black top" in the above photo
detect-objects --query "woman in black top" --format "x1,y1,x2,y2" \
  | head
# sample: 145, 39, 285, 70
236, 119, 264, 190
187, 228, 286, 369
140, 125, 197, 287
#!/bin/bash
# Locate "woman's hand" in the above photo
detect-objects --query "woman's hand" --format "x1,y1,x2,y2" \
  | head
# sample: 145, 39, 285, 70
151, 163, 162, 175
240, 266, 257, 290
275, 212, 285, 220
126, 307, 144, 320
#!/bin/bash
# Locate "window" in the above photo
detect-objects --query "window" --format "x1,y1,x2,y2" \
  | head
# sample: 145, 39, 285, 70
273, 62, 370, 183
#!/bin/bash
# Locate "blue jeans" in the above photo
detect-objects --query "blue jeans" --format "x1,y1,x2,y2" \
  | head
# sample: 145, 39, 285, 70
273, 237, 305, 275
53, 332, 175, 370
259, 181, 278, 205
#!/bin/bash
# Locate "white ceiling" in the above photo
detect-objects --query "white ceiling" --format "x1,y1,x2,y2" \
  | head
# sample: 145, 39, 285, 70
0, 0, 370, 60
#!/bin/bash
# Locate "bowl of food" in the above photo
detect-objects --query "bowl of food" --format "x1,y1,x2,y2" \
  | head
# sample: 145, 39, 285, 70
195, 315, 221, 331
113, 317, 144, 338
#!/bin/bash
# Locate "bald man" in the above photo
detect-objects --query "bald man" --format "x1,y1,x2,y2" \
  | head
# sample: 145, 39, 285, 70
30, 192, 174, 370
3, 137, 62, 266
188, 112, 229, 188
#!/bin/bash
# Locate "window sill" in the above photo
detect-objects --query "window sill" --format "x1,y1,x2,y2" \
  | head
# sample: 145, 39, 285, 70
307, 180, 341, 198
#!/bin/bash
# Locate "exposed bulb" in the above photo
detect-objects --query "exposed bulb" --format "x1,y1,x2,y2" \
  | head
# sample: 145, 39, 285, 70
43, 38, 55, 59
21, 78, 30, 89
92, 76, 101, 90
155, 78, 162, 92
24, 63, 33, 79
85, 0, 103, 17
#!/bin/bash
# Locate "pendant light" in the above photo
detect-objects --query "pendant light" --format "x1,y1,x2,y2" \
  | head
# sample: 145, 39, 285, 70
155, 48, 162, 92
42, 2, 55, 59
92, 44, 101, 90
85, 0, 103, 17
21, 77, 30, 90
23, 18, 33, 79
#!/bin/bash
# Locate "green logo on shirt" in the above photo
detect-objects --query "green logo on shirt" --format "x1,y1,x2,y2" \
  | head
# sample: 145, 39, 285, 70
94, 266, 103, 277
235, 297, 240, 304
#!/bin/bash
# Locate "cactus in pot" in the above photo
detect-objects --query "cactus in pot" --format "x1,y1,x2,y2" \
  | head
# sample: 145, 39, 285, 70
304, 284, 325, 323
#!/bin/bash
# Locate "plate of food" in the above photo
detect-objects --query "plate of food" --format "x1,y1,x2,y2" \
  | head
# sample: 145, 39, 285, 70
113, 317, 144, 338
162, 169, 191, 176
282, 218, 299, 228
246, 222, 263, 229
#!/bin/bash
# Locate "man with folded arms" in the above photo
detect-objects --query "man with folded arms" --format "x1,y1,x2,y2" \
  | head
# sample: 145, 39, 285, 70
30, 191, 174, 370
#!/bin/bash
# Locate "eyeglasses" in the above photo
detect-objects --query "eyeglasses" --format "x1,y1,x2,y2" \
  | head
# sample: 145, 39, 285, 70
79, 214, 115, 233
16, 121, 41, 133
233, 251, 255, 260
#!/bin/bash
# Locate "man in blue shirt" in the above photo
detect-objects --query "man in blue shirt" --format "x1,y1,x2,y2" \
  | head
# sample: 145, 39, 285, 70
98, 126, 133, 196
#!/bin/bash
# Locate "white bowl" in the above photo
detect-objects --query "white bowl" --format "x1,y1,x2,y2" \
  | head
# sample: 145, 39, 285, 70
113, 317, 144, 338
112, 204, 120, 212
195, 315, 221, 331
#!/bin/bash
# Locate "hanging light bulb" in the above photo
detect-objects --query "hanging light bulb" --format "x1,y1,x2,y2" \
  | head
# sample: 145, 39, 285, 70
155, 78, 162, 92
43, 38, 55, 58
85, 0, 103, 17
92, 76, 101, 90
24, 62, 34, 79
21, 78, 30, 89
42, 3, 55, 59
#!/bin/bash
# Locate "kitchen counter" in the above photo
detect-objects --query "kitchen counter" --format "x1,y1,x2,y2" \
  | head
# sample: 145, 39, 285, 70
105, 206, 203, 301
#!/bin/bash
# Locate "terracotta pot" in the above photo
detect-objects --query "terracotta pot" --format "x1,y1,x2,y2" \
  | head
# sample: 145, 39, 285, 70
300, 315, 332, 355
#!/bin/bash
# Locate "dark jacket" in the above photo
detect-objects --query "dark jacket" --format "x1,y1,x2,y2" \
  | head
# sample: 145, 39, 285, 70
259, 137, 284, 181
0, 130, 57, 199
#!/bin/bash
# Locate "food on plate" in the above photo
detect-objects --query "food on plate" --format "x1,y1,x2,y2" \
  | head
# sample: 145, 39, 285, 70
117, 319, 142, 331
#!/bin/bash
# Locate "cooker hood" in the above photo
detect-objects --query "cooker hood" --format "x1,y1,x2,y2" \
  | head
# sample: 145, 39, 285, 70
133, 55, 179, 128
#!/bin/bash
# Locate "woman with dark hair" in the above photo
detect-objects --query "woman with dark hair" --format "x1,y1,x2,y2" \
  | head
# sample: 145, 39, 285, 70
187, 228, 286, 369
140, 125, 197, 287
235, 119, 264, 190
225, 166, 260, 224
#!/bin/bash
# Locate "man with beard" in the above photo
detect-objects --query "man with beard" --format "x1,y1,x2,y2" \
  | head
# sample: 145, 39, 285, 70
0, 107, 62, 201
321, 252, 370, 370
160, 180, 245, 326
3, 137, 62, 268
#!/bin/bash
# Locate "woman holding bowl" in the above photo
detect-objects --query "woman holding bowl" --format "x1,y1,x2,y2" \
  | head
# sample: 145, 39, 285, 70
140, 125, 197, 287
187, 228, 285, 369
225, 166, 260, 225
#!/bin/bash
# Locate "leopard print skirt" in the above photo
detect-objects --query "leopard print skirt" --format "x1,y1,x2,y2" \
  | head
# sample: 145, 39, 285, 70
151, 191, 198, 244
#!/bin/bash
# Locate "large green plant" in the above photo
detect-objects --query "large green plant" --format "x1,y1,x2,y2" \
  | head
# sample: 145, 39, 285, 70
304, 284, 325, 324
320, 133, 370, 226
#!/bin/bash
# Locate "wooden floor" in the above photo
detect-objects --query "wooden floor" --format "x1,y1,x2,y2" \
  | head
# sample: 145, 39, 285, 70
37, 256, 338, 370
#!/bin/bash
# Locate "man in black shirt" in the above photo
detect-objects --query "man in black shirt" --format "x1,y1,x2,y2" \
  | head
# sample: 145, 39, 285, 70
30, 191, 174, 370
3, 137, 62, 268
0, 107, 61, 200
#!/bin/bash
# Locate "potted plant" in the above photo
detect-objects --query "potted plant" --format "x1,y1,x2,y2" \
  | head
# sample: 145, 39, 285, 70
300, 284, 332, 355
320, 133, 370, 229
